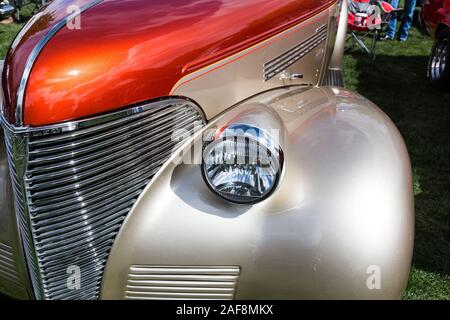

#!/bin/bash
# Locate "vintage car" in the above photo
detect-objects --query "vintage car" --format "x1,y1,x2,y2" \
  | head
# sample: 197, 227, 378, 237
0, 0, 414, 300
421, 0, 450, 90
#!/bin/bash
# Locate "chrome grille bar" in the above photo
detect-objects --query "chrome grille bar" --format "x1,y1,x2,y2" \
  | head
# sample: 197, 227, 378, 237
4, 98, 205, 299
0, 243, 20, 285
4, 130, 44, 299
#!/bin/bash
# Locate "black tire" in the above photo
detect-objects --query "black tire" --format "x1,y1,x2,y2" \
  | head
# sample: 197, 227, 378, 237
427, 28, 450, 92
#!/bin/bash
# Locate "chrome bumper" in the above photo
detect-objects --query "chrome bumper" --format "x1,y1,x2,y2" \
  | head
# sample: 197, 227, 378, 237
0, 60, 32, 299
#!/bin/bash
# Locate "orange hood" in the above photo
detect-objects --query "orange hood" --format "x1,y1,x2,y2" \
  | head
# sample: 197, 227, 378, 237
2, 0, 336, 126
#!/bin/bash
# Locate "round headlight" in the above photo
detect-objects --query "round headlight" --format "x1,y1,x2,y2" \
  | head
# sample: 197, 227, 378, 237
202, 124, 284, 204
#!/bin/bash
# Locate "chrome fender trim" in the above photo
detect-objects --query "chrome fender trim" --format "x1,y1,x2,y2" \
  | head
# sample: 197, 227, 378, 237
322, 0, 347, 87
101, 86, 414, 300
329, 0, 348, 70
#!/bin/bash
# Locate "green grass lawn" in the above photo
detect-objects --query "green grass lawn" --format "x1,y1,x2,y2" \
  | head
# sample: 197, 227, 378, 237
1, 4, 37, 58
0, 21, 22, 59
0, 6, 448, 300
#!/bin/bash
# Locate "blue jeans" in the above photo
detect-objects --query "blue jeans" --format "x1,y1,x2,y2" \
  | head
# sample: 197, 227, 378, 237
385, 0, 417, 40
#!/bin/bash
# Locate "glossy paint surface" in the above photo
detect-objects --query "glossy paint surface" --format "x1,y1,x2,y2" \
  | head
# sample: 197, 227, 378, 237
422, 0, 450, 37
102, 86, 414, 299
1, 0, 96, 123
171, 8, 332, 120
2, 0, 336, 126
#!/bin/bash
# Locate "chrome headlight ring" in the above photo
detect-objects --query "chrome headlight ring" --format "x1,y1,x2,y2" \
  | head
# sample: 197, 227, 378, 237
201, 123, 284, 205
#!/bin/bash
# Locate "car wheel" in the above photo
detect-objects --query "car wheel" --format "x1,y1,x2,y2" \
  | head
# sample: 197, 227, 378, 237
427, 28, 450, 91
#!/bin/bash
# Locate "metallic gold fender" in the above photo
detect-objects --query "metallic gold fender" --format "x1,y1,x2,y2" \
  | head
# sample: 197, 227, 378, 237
101, 86, 414, 300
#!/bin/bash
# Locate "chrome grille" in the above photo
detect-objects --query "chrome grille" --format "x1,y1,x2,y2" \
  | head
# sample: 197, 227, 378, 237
4, 131, 43, 299
264, 24, 328, 81
4, 99, 205, 299
0, 242, 20, 285
126, 266, 240, 300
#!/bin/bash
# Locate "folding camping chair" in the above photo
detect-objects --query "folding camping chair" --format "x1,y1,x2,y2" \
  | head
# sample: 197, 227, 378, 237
347, 0, 403, 60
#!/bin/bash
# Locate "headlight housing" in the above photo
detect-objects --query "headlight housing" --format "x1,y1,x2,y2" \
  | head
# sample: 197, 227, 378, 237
202, 124, 284, 204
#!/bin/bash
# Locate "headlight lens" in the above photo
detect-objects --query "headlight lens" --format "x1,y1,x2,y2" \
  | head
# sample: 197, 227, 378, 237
202, 124, 284, 204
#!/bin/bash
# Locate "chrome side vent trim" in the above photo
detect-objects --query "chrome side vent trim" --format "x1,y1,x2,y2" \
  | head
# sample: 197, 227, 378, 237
323, 68, 345, 87
126, 266, 240, 300
264, 24, 328, 81
0, 242, 20, 285
4, 99, 205, 300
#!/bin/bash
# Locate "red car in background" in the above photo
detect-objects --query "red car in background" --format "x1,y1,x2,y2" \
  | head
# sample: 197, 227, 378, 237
421, 0, 450, 90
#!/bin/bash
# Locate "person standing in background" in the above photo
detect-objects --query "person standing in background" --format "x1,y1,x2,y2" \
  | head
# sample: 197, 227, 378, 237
384, 0, 418, 41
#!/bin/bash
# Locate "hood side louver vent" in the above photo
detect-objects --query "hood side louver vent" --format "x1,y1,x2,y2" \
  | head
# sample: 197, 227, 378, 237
126, 266, 240, 300
264, 24, 328, 81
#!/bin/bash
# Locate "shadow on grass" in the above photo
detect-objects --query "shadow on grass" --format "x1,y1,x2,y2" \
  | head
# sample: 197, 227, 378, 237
349, 52, 450, 276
